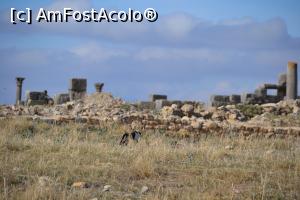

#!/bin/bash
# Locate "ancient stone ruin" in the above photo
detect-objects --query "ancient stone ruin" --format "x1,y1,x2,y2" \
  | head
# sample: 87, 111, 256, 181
94, 83, 104, 93
14, 61, 298, 108
16, 78, 91, 106
210, 61, 298, 106
4, 62, 300, 138
54, 93, 70, 105
26, 90, 53, 106
69, 78, 87, 101
15, 77, 25, 105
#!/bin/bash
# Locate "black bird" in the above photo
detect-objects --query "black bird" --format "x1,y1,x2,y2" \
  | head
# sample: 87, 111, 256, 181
131, 131, 141, 142
119, 132, 129, 146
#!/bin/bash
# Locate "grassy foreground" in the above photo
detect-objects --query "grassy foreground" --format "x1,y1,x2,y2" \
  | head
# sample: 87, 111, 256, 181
0, 118, 299, 200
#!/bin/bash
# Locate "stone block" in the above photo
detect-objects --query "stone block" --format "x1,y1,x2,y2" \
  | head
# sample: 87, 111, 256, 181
69, 90, 86, 101
149, 94, 167, 102
27, 99, 47, 106
25, 91, 52, 106
155, 100, 172, 110
69, 78, 87, 92
230, 95, 241, 104
26, 91, 49, 101
264, 95, 281, 103
210, 95, 230, 107
241, 93, 256, 104
137, 101, 156, 110
210, 95, 230, 102
54, 93, 70, 104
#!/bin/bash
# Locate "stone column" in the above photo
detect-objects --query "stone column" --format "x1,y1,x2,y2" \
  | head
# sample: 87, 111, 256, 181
16, 77, 25, 105
94, 83, 104, 93
286, 61, 298, 100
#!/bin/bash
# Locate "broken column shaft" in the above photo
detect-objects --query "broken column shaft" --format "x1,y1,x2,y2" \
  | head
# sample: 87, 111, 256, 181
286, 61, 298, 100
16, 77, 25, 105
94, 83, 104, 93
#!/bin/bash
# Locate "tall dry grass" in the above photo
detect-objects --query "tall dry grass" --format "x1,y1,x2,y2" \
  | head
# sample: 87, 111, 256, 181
0, 118, 299, 199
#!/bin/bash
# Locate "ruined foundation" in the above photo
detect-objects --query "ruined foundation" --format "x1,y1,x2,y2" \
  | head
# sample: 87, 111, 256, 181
210, 62, 298, 106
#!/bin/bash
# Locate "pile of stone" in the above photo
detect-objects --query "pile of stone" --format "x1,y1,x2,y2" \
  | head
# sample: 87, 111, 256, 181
1, 93, 300, 138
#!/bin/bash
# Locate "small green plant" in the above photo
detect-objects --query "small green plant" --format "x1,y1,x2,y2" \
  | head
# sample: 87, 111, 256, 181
236, 104, 263, 119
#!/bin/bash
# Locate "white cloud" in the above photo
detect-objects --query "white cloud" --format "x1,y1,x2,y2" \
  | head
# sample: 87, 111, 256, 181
135, 47, 231, 64
216, 81, 232, 91
71, 43, 129, 63
220, 17, 254, 26
156, 13, 198, 39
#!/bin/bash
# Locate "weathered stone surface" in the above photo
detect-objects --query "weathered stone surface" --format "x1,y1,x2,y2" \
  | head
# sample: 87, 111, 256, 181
54, 93, 70, 105
69, 78, 87, 101
286, 61, 298, 100
3, 91, 300, 137
203, 120, 218, 130
149, 94, 167, 102
16, 77, 25, 105
230, 95, 241, 104
155, 100, 172, 110
181, 104, 194, 113
94, 83, 104, 93
137, 101, 155, 110
191, 120, 202, 129
69, 78, 87, 92
210, 95, 230, 107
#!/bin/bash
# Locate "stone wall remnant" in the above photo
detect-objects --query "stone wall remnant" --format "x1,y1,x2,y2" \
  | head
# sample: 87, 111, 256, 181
26, 90, 53, 106
69, 78, 87, 101
211, 61, 297, 106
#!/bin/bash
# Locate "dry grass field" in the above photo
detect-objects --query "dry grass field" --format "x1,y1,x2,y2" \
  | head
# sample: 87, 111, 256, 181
0, 118, 299, 200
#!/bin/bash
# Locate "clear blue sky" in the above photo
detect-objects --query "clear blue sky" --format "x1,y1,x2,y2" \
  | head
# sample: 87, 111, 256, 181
0, 0, 300, 103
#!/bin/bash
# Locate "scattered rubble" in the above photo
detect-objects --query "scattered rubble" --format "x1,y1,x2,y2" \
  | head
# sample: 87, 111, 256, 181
1, 92, 300, 137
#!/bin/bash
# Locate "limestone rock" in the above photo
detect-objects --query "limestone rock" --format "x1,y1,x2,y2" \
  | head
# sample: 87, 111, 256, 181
203, 120, 218, 130
161, 106, 173, 118
171, 104, 178, 110
71, 181, 89, 188
181, 104, 194, 113
190, 120, 202, 129
102, 185, 112, 192
140, 186, 149, 194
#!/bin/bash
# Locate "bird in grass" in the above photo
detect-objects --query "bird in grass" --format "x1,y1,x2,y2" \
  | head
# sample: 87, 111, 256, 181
119, 132, 129, 146
131, 131, 142, 142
